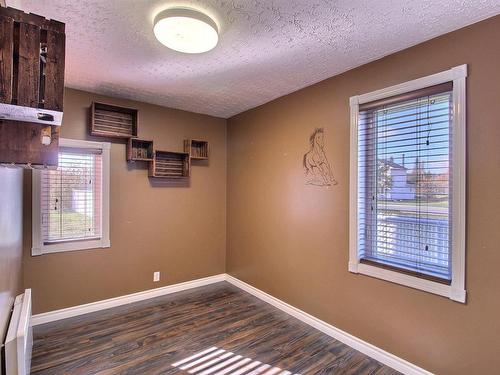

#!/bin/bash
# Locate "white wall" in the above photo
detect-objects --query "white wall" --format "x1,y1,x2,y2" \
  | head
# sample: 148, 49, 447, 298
0, 168, 24, 367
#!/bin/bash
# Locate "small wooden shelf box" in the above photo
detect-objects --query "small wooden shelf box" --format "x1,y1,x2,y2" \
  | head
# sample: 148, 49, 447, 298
127, 139, 153, 162
149, 150, 191, 178
184, 139, 209, 160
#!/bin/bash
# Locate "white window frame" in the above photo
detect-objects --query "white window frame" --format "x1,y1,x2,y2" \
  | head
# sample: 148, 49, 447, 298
349, 65, 467, 303
32, 138, 111, 255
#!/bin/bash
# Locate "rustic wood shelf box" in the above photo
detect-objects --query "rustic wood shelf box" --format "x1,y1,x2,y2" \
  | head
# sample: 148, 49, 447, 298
149, 151, 190, 178
0, 7, 66, 167
184, 139, 209, 160
90, 102, 138, 138
127, 138, 153, 162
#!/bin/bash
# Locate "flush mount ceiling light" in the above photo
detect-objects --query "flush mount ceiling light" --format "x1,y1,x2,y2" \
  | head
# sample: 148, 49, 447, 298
153, 8, 219, 54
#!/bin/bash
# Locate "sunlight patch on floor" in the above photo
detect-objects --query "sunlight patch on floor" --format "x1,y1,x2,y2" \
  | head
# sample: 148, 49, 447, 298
172, 347, 300, 375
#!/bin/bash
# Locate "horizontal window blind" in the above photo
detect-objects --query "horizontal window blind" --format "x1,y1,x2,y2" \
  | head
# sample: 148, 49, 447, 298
357, 84, 453, 282
41, 147, 102, 244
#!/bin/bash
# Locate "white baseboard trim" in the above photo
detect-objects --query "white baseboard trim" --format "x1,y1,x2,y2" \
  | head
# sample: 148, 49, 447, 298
225, 274, 432, 375
32, 273, 431, 375
31, 274, 226, 326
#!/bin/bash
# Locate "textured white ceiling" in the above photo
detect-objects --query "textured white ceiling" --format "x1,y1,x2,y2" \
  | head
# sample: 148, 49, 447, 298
9, 0, 500, 118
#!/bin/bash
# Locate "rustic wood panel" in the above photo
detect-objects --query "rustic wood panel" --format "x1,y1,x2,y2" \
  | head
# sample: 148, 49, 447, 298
44, 30, 65, 111
0, 7, 64, 33
31, 283, 399, 375
0, 120, 58, 166
0, 7, 64, 167
0, 15, 14, 104
17, 22, 40, 107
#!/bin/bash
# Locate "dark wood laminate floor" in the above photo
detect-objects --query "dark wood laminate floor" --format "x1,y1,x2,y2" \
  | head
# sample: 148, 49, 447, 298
32, 282, 400, 375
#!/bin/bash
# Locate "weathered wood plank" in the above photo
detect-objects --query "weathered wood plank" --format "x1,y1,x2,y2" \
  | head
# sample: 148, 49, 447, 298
0, 15, 14, 104
44, 29, 65, 111
0, 7, 64, 33
0, 121, 58, 166
17, 22, 40, 107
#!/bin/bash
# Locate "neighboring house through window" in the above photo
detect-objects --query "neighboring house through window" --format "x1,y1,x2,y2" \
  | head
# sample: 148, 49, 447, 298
377, 157, 415, 201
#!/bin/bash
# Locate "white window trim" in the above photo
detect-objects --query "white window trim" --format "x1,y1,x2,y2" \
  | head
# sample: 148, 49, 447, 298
349, 65, 467, 303
32, 138, 111, 255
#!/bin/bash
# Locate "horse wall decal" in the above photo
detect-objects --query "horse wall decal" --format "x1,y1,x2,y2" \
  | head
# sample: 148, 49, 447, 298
303, 128, 337, 186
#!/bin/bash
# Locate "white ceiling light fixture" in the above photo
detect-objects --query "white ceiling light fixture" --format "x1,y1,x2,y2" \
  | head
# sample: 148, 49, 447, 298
153, 8, 219, 54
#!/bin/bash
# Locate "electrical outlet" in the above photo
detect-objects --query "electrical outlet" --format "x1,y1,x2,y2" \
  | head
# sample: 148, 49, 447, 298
153, 271, 160, 282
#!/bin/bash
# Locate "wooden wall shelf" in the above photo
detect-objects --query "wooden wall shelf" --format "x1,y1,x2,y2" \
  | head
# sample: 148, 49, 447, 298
0, 7, 65, 167
184, 139, 209, 160
149, 151, 190, 178
90, 102, 138, 138
127, 138, 153, 162
0, 7, 65, 112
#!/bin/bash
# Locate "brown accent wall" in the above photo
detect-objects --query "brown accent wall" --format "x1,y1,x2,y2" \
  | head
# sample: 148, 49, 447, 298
23, 88, 227, 314
0, 168, 23, 343
227, 16, 500, 375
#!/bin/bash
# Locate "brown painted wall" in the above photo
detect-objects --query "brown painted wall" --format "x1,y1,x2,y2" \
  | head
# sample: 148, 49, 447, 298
0, 168, 23, 343
227, 16, 500, 375
23, 88, 227, 314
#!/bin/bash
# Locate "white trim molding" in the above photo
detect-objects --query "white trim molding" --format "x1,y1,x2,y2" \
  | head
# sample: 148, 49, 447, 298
31, 138, 111, 256
31, 274, 226, 325
226, 275, 432, 375
32, 274, 432, 374
349, 65, 467, 303
5, 289, 32, 375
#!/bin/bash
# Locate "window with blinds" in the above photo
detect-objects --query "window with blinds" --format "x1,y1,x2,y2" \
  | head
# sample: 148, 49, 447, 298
357, 83, 453, 282
41, 147, 103, 244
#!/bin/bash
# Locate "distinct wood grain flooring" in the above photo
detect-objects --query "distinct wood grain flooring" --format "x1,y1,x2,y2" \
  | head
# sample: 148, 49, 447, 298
32, 282, 400, 375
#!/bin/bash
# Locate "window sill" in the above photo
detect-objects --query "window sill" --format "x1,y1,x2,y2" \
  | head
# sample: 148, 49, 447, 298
32, 238, 110, 256
349, 261, 466, 303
